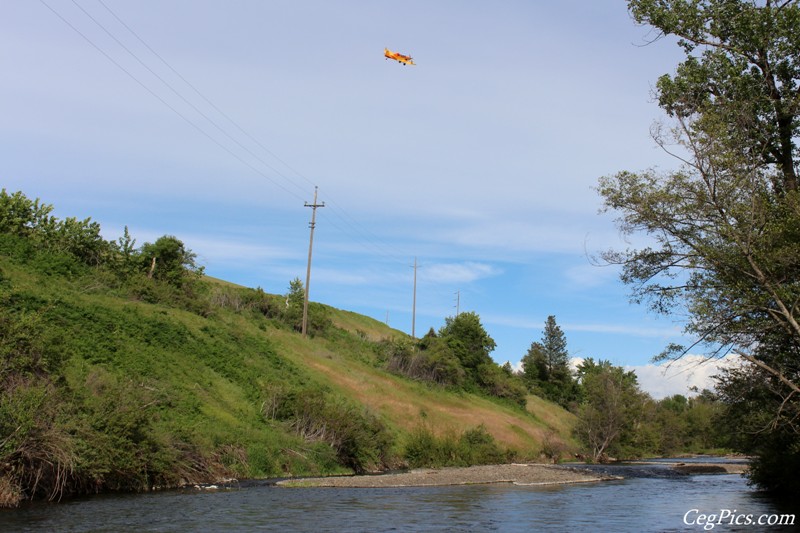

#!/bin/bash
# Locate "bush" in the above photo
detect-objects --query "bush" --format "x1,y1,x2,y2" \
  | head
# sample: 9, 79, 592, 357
384, 338, 465, 386
404, 423, 507, 468
475, 363, 527, 408
0, 378, 77, 506
272, 387, 393, 473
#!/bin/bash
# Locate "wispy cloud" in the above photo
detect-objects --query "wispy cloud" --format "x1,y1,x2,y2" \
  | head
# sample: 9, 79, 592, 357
563, 322, 681, 338
486, 314, 679, 339
419, 262, 500, 284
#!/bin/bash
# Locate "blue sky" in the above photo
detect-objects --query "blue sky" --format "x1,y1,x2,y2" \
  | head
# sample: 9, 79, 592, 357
1, 1, 733, 397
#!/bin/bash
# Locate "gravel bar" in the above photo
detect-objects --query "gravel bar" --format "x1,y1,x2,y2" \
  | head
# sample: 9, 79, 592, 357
277, 463, 621, 488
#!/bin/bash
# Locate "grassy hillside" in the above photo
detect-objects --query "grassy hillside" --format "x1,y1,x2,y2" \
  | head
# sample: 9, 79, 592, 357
0, 193, 577, 506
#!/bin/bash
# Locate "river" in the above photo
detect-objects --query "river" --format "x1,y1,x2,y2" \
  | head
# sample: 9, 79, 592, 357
1, 463, 797, 532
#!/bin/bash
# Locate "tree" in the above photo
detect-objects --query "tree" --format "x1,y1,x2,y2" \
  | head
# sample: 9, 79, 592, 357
438, 311, 496, 377
574, 359, 647, 462
598, 0, 800, 494
520, 341, 548, 386
628, 0, 800, 193
0, 189, 55, 237
520, 316, 578, 407
436, 312, 526, 405
280, 278, 305, 332
541, 316, 570, 379
139, 235, 203, 287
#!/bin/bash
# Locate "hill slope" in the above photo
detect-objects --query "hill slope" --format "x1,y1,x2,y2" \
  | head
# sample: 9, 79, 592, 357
1, 224, 576, 507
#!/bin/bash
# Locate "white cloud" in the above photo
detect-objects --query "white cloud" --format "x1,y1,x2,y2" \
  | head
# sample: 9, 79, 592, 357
627, 354, 742, 399
419, 262, 500, 284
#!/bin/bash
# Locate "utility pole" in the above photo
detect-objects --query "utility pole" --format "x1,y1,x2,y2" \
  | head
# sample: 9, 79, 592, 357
411, 257, 418, 338
454, 290, 460, 317
302, 186, 324, 337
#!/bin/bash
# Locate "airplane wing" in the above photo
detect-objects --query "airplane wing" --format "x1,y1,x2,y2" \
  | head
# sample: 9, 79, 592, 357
385, 48, 415, 65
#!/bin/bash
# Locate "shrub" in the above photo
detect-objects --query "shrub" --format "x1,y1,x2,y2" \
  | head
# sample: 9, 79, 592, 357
0, 378, 77, 506
475, 363, 527, 408
272, 387, 393, 473
404, 423, 507, 468
384, 338, 465, 386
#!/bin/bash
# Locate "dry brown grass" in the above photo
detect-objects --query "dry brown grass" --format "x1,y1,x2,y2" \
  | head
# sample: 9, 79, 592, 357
281, 338, 576, 456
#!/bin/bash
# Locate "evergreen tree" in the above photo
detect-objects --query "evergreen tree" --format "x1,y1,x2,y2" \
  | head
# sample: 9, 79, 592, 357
521, 316, 578, 407
541, 315, 570, 379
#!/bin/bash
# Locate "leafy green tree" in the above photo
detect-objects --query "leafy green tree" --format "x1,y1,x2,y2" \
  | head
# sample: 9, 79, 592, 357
139, 235, 203, 287
0, 189, 55, 236
628, 0, 800, 193
435, 312, 525, 405
438, 311, 496, 379
111, 226, 138, 277
520, 341, 548, 386
574, 358, 648, 462
281, 277, 306, 330
48, 217, 108, 266
715, 342, 800, 495
278, 278, 330, 335
598, 0, 800, 494
0, 190, 109, 267
286, 277, 305, 308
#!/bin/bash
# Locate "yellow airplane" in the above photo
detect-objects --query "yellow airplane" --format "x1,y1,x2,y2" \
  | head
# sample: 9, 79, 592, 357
384, 48, 415, 66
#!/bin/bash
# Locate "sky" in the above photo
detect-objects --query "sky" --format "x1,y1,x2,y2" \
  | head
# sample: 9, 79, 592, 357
1, 0, 737, 398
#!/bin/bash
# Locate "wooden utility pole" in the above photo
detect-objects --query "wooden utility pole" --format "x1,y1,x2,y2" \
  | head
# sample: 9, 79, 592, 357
454, 290, 460, 317
302, 186, 324, 337
411, 257, 418, 338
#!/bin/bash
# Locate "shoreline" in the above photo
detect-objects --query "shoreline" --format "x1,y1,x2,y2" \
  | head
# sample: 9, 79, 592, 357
276, 463, 622, 488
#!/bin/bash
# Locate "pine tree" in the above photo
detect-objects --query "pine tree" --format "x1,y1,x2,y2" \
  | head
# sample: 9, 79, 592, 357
541, 315, 569, 379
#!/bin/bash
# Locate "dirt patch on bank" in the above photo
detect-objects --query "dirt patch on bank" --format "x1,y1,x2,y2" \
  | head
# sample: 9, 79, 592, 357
277, 463, 620, 488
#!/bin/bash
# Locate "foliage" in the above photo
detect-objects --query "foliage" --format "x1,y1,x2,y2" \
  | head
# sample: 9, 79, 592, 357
474, 362, 528, 408
597, 0, 800, 494
715, 360, 800, 496
139, 235, 203, 286
404, 423, 509, 468
381, 313, 527, 407
0, 189, 57, 237
438, 311, 496, 381
0, 189, 577, 506
270, 386, 394, 473
573, 359, 648, 462
520, 316, 580, 408
628, 0, 800, 193
383, 337, 465, 386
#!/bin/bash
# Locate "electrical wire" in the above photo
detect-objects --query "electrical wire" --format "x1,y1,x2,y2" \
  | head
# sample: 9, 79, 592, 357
48, 0, 412, 267
38, 0, 306, 202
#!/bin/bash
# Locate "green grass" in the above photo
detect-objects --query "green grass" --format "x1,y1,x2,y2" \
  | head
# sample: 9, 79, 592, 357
1, 249, 578, 505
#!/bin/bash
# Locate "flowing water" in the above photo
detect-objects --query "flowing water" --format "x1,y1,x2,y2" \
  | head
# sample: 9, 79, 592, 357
1, 464, 797, 532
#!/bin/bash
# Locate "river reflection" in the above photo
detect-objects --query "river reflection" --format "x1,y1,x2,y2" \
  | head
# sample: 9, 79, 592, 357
1, 469, 797, 532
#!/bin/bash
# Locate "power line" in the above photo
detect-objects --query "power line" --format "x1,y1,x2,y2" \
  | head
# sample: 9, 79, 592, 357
93, 0, 411, 266
40, 0, 415, 270
38, 0, 306, 202
95, 0, 319, 193
69, 0, 309, 201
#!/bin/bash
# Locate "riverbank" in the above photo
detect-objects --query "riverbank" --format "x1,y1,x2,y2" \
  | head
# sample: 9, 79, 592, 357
277, 463, 621, 488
